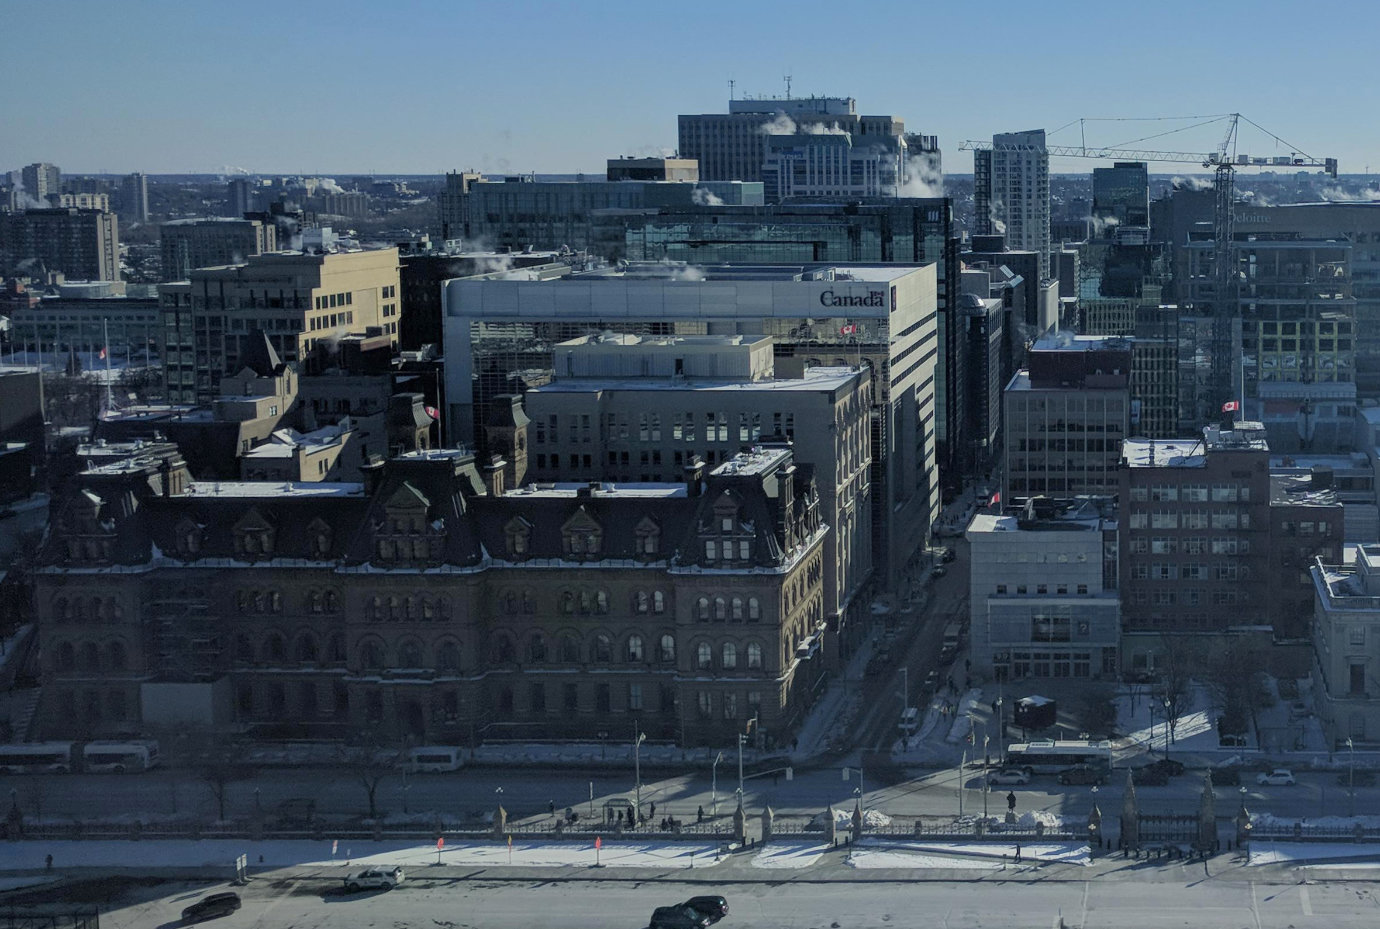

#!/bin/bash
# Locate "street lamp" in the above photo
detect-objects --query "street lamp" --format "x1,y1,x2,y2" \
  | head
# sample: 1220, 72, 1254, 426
982, 736, 991, 819
1347, 737, 1356, 817
711, 751, 724, 819
1162, 697, 1172, 760
634, 732, 646, 823
738, 716, 758, 803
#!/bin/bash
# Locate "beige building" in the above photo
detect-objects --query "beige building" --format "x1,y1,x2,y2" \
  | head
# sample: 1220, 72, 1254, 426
520, 333, 873, 659
164, 249, 400, 402
160, 218, 276, 281
1312, 543, 1380, 747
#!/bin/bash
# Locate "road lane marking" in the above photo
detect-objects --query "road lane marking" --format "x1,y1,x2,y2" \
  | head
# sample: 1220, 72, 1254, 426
1300, 884, 1313, 916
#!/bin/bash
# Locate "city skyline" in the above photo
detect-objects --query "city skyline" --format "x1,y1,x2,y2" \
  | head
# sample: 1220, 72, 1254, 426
4, 0, 1378, 177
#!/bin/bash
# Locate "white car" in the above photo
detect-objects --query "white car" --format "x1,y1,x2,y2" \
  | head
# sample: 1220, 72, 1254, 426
344, 867, 404, 892
1256, 769, 1296, 787
987, 768, 1031, 786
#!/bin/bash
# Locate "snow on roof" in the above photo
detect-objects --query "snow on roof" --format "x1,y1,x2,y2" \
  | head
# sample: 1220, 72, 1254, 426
533, 367, 861, 394
184, 481, 364, 498
504, 482, 686, 499
1122, 438, 1206, 468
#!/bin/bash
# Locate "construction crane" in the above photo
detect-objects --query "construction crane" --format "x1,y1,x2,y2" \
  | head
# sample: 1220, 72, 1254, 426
960, 114, 1338, 417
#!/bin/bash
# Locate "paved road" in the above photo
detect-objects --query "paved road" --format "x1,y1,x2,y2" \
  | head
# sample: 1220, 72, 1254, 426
82, 873, 1380, 929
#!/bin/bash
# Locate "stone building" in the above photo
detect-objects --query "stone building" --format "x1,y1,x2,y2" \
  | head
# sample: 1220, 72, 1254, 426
34, 445, 827, 749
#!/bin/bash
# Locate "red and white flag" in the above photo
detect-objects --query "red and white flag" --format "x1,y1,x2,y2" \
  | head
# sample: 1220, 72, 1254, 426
424, 405, 439, 420
1222, 400, 1240, 412
839, 323, 857, 336
98, 346, 107, 360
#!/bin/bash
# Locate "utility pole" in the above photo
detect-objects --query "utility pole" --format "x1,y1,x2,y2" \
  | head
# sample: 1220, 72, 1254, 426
712, 751, 724, 818
634, 731, 646, 822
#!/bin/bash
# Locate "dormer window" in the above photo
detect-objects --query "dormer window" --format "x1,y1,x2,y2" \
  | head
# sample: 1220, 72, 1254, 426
634, 517, 660, 558
505, 517, 533, 560
375, 482, 437, 565
306, 518, 332, 558
174, 517, 203, 558
561, 507, 603, 560
233, 508, 276, 558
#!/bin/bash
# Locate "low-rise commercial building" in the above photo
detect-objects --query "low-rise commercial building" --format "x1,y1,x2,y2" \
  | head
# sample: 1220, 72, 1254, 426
1312, 543, 1380, 747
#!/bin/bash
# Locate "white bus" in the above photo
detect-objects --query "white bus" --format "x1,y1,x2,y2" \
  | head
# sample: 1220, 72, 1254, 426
1004, 739, 1112, 774
405, 746, 464, 773
897, 707, 920, 735
82, 740, 161, 773
0, 742, 76, 774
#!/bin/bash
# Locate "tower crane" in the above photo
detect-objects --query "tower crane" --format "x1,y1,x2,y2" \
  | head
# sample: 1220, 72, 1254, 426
960, 114, 1338, 415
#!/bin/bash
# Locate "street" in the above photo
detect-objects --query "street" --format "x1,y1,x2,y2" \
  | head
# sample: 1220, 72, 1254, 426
74, 872, 1380, 929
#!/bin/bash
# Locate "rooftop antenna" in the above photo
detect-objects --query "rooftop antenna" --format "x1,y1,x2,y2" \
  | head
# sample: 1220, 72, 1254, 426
728, 79, 735, 101
783, 73, 793, 98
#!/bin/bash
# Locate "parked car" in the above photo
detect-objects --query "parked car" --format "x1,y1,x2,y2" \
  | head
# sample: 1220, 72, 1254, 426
683, 895, 729, 923
649, 904, 712, 929
343, 866, 404, 892
1057, 765, 1108, 786
987, 768, 1032, 786
1256, 768, 1297, 787
1209, 767, 1241, 786
181, 892, 241, 923
1143, 758, 1185, 778
1339, 770, 1377, 787
1134, 766, 1169, 786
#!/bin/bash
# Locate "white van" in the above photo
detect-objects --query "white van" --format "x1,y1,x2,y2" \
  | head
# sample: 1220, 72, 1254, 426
406, 746, 463, 773
898, 707, 920, 734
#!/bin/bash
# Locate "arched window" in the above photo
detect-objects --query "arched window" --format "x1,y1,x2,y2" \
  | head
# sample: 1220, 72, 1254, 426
595, 590, 609, 613
732, 597, 744, 621
361, 639, 385, 670
659, 634, 675, 663
634, 591, 649, 613
264, 633, 286, 663
748, 597, 761, 622
627, 634, 644, 662
437, 641, 461, 671
713, 597, 727, 621
79, 641, 100, 672
492, 635, 515, 664
388, 595, 401, 620
528, 632, 547, 663
503, 591, 518, 614
696, 597, 710, 621
324, 590, 340, 613
747, 642, 763, 670
696, 642, 713, 670
560, 635, 581, 663
107, 641, 127, 671
398, 640, 423, 668
235, 634, 253, 662
310, 591, 324, 613
722, 642, 737, 670
294, 633, 319, 664
594, 634, 612, 662
653, 591, 665, 614
55, 641, 75, 671
422, 598, 435, 620
370, 596, 383, 620
560, 591, 575, 614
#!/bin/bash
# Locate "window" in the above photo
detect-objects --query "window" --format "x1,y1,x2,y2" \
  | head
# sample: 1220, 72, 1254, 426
747, 642, 763, 669
530, 683, 546, 713
697, 642, 713, 670
697, 691, 712, 718
528, 633, 547, 664
731, 597, 744, 621
697, 597, 710, 621
628, 683, 644, 712
748, 598, 761, 622
627, 634, 644, 662
659, 634, 676, 663
634, 591, 650, 613
722, 643, 737, 670
653, 591, 665, 613
594, 634, 612, 662
564, 683, 579, 713
714, 597, 727, 620
705, 540, 717, 562
723, 692, 739, 719
1350, 626, 1366, 646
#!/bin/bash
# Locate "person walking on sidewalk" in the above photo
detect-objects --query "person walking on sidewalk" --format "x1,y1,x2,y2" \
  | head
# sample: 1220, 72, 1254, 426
1014, 843, 1022, 863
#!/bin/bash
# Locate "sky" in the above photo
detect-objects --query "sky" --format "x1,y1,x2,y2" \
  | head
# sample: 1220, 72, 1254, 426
4, 0, 1377, 178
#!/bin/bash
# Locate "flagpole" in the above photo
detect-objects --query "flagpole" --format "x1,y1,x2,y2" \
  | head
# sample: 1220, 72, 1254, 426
103, 318, 113, 418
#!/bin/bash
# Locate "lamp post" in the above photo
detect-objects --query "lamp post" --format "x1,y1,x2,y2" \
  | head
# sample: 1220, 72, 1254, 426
634, 732, 646, 823
712, 751, 724, 819
1348, 738, 1356, 817
738, 716, 758, 803
958, 749, 968, 817
1162, 697, 1172, 760
982, 736, 991, 819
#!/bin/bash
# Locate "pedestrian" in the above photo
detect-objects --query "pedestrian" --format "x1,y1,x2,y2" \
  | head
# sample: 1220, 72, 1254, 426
649, 801, 656, 820
1007, 791, 1016, 812
965, 659, 971, 673
45, 854, 52, 871
1014, 843, 1022, 863
697, 805, 704, 823
991, 700, 998, 715
549, 800, 555, 816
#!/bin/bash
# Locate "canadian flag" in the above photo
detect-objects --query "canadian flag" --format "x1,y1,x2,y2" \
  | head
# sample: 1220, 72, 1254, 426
98, 346, 107, 360
1222, 400, 1240, 412
990, 491, 1001, 507
839, 323, 858, 336
424, 405, 439, 420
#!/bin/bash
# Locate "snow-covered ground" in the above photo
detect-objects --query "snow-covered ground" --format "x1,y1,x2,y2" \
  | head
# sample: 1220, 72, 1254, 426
0, 839, 725, 871
845, 848, 1001, 870
849, 839, 1089, 868
1247, 842, 1380, 866
750, 841, 828, 869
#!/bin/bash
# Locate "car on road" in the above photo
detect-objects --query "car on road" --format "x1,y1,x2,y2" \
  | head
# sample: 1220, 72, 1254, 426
1143, 758, 1184, 778
343, 867, 405, 893
1338, 770, 1377, 787
1256, 768, 1297, 787
987, 768, 1031, 786
1209, 767, 1241, 786
649, 904, 713, 929
181, 892, 241, 923
1057, 765, 1108, 786
1133, 766, 1170, 786
683, 895, 729, 923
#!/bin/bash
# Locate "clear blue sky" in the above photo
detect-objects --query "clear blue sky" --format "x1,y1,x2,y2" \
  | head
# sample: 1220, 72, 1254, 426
4, 0, 1375, 176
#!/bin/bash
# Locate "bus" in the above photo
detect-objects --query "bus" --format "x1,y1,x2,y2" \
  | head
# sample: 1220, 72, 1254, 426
405, 746, 464, 773
0, 742, 76, 774
1004, 740, 1112, 774
82, 740, 161, 773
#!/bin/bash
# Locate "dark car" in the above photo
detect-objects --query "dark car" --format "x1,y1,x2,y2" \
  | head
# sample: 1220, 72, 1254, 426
1134, 766, 1169, 786
650, 904, 712, 929
1057, 765, 1107, 786
181, 892, 241, 923
1144, 758, 1185, 777
683, 895, 729, 923
1209, 767, 1241, 786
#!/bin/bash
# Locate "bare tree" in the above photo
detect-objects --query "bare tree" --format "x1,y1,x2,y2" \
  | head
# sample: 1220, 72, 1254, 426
351, 739, 401, 820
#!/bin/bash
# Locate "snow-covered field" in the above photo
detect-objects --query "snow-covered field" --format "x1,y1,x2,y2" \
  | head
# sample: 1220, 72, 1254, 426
0, 839, 725, 871
1246, 842, 1380, 866
751, 841, 828, 869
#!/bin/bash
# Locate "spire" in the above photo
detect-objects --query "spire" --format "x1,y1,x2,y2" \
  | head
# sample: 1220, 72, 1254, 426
240, 328, 284, 377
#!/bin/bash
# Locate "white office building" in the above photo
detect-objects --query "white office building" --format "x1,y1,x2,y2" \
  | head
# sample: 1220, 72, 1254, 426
976, 130, 1051, 279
